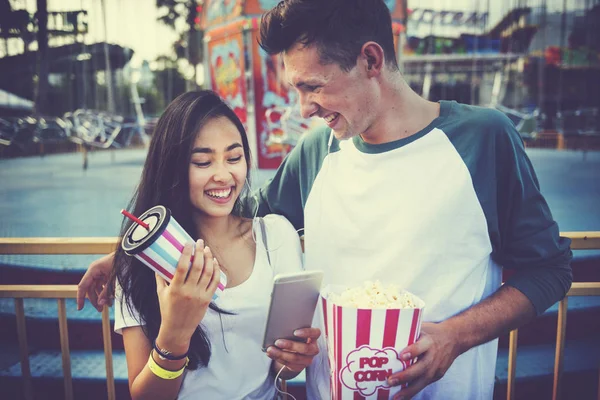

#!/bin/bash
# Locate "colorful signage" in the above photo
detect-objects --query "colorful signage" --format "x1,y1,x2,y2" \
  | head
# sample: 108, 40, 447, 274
208, 35, 248, 130
205, 0, 243, 26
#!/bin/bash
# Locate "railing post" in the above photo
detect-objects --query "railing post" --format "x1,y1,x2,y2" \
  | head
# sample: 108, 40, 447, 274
102, 305, 116, 400
14, 298, 34, 400
57, 298, 74, 400
82, 144, 88, 170
553, 297, 568, 400
557, 132, 565, 150
507, 329, 518, 400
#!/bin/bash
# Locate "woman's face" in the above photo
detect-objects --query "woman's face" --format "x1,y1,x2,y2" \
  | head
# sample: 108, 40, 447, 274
188, 116, 248, 220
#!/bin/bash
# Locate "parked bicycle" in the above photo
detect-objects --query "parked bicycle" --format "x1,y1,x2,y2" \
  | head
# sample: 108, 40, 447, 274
0, 110, 148, 164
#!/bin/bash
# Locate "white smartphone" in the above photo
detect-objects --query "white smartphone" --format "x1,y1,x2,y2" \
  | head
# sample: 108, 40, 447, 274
262, 270, 324, 351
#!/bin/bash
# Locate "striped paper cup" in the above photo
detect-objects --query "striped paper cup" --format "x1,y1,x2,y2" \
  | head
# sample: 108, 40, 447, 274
121, 205, 227, 300
321, 284, 425, 399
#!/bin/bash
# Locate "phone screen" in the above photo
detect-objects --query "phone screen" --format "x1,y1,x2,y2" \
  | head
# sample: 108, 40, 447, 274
262, 271, 324, 351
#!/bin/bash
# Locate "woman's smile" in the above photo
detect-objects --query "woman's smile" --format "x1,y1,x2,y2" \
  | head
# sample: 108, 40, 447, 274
205, 186, 234, 204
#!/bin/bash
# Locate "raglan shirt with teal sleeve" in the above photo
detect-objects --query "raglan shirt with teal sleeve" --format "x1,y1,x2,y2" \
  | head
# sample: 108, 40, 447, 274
257, 100, 572, 400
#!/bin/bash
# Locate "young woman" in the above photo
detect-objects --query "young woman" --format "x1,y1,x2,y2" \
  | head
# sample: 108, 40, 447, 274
111, 91, 320, 399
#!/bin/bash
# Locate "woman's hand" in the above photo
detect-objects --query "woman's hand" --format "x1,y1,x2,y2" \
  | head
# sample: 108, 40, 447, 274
267, 328, 321, 379
155, 240, 221, 354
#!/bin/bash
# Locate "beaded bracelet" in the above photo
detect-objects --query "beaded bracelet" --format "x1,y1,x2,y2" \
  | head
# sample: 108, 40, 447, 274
147, 350, 188, 380
153, 339, 189, 361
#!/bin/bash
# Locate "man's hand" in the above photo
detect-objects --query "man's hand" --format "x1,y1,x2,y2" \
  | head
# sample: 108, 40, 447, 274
387, 322, 461, 400
77, 252, 115, 311
267, 327, 321, 380
387, 286, 536, 399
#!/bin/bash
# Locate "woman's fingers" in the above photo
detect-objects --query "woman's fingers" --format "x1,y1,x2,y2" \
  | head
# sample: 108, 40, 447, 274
186, 240, 205, 284
275, 362, 305, 374
266, 346, 315, 370
198, 246, 214, 290
206, 258, 222, 294
155, 272, 167, 293
170, 240, 219, 301
270, 338, 319, 357
172, 242, 194, 286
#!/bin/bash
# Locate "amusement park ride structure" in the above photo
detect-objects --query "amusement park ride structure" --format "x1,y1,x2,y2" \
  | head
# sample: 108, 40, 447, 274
201, 0, 599, 166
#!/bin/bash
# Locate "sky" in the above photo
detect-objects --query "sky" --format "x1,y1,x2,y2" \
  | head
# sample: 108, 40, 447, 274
2, 0, 595, 62
4, 0, 180, 64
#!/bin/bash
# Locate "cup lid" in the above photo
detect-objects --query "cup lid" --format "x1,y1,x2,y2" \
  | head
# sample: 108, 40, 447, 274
121, 205, 170, 255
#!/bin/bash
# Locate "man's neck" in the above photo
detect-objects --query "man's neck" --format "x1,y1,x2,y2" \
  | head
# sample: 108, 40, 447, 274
360, 77, 440, 145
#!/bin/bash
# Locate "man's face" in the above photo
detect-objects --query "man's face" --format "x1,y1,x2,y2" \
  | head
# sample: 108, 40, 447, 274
283, 43, 378, 140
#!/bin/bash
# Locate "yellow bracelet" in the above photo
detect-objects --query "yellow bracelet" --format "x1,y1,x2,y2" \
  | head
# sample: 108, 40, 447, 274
147, 350, 188, 380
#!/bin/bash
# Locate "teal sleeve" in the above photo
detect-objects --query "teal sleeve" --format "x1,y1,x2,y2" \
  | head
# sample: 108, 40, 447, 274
256, 147, 305, 230
493, 115, 572, 315
442, 103, 572, 315
256, 126, 332, 231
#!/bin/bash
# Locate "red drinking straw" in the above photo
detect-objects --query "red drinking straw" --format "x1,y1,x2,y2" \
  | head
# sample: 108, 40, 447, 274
121, 209, 150, 230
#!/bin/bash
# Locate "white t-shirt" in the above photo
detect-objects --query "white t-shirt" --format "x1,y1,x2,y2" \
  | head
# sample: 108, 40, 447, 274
114, 215, 304, 400
303, 131, 500, 400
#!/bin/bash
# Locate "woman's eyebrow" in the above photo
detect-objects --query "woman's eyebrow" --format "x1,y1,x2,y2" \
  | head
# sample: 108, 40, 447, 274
225, 143, 243, 152
191, 143, 242, 154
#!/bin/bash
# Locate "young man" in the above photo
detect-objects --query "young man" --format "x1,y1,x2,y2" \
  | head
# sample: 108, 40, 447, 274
255, 0, 572, 399
78, 0, 572, 399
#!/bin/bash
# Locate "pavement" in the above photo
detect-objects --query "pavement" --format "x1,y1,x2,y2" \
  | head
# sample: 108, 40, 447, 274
1, 147, 599, 271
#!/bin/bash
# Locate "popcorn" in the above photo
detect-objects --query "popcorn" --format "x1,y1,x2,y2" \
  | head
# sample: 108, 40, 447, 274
321, 283, 425, 399
327, 280, 419, 309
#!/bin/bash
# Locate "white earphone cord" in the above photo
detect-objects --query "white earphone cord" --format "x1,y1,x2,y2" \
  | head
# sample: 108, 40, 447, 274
248, 129, 333, 251
247, 177, 304, 252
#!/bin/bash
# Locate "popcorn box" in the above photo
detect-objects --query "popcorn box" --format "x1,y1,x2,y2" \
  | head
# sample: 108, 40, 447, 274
321, 284, 425, 399
121, 205, 227, 300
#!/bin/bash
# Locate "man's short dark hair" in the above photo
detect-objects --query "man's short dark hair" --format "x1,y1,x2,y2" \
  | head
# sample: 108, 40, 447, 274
259, 0, 399, 72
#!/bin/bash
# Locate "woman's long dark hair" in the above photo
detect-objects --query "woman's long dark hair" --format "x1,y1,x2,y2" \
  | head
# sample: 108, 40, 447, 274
112, 91, 252, 369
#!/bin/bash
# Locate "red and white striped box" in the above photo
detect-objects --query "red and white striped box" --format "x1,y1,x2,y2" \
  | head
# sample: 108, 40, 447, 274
321, 285, 425, 399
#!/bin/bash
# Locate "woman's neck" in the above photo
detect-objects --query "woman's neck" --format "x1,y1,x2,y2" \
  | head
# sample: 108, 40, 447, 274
192, 213, 244, 245
191, 213, 255, 281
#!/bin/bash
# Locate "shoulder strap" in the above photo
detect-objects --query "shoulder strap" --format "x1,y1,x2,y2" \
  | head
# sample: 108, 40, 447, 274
259, 217, 272, 267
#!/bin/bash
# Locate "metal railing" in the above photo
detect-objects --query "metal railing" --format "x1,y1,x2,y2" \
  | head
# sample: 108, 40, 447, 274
505, 282, 600, 400
0, 232, 599, 400
0, 286, 115, 400
0, 238, 117, 400
503, 232, 600, 400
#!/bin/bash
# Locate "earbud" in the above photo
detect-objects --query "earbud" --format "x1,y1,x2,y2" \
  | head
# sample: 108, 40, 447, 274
367, 55, 376, 70
246, 177, 260, 221
327, 131, 334, 154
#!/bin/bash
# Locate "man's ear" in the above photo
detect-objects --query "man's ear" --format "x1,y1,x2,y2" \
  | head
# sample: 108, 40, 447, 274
361, 42, 385, 76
